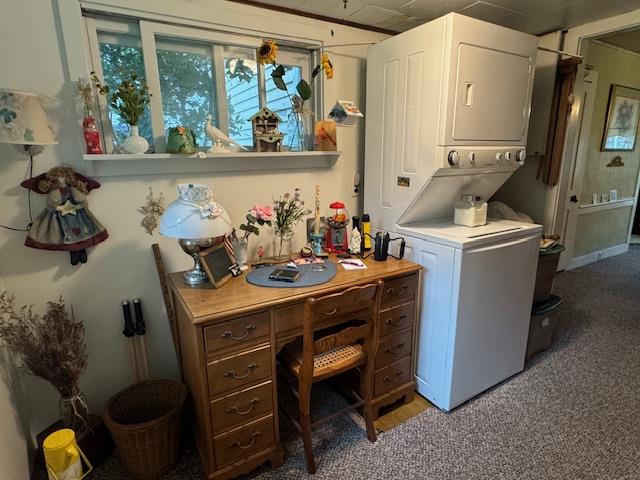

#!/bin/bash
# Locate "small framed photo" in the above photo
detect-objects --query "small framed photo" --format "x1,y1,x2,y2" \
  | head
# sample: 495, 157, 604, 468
601, 193, 609, 203
609, 189, 618, 201
601, 84, 640, 151
198, 243, 237, 288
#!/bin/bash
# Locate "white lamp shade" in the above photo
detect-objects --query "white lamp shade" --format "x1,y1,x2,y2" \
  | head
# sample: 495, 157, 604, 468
159, 184, 231, 239
0, 89, 57, 145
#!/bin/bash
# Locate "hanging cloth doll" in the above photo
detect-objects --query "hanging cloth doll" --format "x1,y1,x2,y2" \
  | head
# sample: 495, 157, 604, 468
21, 165, 108, 265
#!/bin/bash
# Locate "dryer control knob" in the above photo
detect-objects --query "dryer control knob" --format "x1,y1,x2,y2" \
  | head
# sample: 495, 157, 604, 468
495, 152, 503, 161
505, 151, 513, 161
448, 150, 460, 166
468, 152, 476, 163
516, 150, 527, 165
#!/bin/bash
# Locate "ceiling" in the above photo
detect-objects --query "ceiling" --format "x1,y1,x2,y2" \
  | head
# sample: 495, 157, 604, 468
598, 29, 640, 53
246, 0, 640, 35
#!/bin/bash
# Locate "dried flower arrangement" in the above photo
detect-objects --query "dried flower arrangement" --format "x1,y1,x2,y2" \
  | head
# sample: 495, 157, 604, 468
0, 292, 88, 399
273, 188, 312, 234
91, 71, 151, 126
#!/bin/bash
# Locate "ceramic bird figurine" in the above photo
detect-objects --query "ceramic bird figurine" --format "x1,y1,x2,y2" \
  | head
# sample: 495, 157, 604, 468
204, 114, 248, 152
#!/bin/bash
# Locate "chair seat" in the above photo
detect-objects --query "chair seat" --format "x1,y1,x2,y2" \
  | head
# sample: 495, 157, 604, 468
282, 338, 365, 379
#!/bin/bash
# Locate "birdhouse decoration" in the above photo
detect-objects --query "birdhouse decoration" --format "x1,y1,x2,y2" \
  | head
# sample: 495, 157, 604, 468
249, 107, 283, 152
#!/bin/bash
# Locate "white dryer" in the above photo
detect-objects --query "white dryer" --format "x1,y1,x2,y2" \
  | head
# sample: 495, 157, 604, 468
364, 13, 541, 410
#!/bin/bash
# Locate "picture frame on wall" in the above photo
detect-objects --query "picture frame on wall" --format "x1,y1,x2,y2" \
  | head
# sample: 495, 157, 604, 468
601, 84, 640, 151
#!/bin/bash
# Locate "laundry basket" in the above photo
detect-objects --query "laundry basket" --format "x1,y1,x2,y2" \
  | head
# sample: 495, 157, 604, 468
104, 380, 187, 480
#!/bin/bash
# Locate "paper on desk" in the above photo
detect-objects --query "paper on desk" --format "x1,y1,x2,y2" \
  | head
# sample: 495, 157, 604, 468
338, 259, 367, 270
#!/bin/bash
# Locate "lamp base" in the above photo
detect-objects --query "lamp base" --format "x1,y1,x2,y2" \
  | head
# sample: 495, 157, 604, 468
178, 238, 216, 286
183, 267, 208, 285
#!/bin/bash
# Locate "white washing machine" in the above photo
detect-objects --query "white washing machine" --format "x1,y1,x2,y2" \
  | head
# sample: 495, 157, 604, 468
394, 219, 541, 411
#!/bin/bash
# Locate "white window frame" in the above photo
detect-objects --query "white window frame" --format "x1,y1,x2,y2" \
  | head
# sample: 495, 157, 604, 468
83, 15, 320, 154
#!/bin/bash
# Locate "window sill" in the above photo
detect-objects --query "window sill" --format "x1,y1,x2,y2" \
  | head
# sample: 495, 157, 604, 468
82, 151, 341, 177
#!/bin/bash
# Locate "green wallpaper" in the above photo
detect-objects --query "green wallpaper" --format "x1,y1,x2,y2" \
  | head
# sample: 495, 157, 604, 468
574, 206, 632, 256
582, 42, 640, 201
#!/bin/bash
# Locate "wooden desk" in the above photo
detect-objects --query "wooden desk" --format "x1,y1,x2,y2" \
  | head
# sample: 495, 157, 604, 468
168, 257, 422, 480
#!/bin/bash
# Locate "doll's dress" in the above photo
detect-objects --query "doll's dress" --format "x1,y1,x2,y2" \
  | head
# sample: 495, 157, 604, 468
25, 186, 108, 251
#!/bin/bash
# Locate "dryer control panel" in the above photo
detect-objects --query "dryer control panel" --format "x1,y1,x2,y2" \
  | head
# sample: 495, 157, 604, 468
444, 147, 526, 169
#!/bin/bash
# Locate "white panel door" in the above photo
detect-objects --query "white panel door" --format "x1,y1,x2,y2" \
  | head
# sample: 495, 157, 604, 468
451, 44, 533, 142
448, 233, 539, 408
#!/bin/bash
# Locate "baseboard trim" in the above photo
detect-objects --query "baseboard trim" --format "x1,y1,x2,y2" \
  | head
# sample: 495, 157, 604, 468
568, 243, 629, 270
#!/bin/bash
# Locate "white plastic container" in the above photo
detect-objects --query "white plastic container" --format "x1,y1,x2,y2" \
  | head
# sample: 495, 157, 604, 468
454, 195, 487, 227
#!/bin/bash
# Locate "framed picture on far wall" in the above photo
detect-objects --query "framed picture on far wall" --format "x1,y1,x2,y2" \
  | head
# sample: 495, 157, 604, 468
601, 84, 640, 151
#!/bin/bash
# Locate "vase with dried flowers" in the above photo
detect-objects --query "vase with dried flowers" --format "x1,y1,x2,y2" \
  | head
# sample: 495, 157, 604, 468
272, 189, 311, 260
258, 40, 333, 151
91, 71, 151, 154
76, 78, 103, 154
231, 203, 273, 269
0, 292, 89, 432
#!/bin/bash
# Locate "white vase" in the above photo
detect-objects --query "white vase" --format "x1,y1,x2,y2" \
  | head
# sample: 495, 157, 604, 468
122, 125, 149, 154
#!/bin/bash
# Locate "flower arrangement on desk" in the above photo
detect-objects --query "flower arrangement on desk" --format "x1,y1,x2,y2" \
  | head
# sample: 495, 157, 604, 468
0, 292, 89, 432
272, 188, 312, 260
91, 71, 151, 154
230, 203, 273, 269
258, 39, 333, 150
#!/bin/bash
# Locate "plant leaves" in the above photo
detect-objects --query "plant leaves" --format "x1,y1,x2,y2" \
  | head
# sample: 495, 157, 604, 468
311, 64, 322, 80
273, 76, 287, 91
296, 79, 311, 100
257, 218, 265, 225
271, 64, 285, 78
246, 214, 258, 223
239, 224, 248, 231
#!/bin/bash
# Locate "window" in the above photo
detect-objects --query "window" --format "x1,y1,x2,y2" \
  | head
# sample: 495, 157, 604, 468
86, 18, 317, 154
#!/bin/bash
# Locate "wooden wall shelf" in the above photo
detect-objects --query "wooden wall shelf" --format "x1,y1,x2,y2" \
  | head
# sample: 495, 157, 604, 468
82, 151, 341, 177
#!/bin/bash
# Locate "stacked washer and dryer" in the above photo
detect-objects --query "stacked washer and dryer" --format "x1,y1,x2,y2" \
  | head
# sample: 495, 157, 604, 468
364, 13, 542, 411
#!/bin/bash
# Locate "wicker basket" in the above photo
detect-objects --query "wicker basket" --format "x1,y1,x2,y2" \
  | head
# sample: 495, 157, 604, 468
104, 380, 187, 480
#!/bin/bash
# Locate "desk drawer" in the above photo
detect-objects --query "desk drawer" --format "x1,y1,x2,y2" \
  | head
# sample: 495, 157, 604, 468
375, 329, 412, 368
207, 345, 271, 396
204, 311, 269, 353
374, 356, 412, 397
380, 302, 414, 337
381, 274, 418, 307
213, 414, 275, 468
210, 381, 274, 433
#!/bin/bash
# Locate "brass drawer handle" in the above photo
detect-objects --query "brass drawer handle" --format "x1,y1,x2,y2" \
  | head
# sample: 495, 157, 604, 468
228, 397, 259, 416
323, 308, 338, 316
383, 371, 404, 383
224, 363, 257, 379
230, 431, 260, 450
384, 343, 405, 355
385, 314, 408, 326
386, 284, 408, 296
222, 324, 256, 341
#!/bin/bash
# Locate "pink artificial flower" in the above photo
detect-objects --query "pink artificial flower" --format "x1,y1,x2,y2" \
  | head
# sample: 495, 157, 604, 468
250, 203, 273, 221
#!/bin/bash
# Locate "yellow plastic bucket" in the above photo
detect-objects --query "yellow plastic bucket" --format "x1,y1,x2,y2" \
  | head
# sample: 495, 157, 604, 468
43, 429, 92, 480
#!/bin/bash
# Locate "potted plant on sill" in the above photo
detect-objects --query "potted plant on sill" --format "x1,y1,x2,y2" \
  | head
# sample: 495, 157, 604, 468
0, 292, 89, 433
91, 72, 151, 154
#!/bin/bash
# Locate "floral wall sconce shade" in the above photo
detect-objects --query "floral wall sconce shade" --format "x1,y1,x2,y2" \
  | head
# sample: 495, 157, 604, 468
0, 89, 57, 148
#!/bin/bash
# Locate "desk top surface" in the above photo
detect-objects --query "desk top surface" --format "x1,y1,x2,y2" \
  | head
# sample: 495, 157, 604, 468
169, 256, 421, 324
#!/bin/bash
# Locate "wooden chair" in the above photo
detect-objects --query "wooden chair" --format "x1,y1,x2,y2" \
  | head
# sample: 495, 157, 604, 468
279, 281, 383, 474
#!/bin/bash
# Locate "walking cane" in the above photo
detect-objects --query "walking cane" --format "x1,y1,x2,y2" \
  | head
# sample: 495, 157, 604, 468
133, 299, 150, 380
122, 300, 140, 383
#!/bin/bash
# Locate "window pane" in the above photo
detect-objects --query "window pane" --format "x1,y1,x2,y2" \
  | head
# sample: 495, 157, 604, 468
156, 38, 216, 147
98, 32, 153, 148
224, 46, 259, 147
265, 63, 302, 150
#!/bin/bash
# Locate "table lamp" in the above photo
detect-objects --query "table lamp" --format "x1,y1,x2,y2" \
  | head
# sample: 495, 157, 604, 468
160, 184, 231, 285
0, 89, 58, 156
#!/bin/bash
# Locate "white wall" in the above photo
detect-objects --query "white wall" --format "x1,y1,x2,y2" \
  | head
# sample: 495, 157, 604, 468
0, 0, 386, 450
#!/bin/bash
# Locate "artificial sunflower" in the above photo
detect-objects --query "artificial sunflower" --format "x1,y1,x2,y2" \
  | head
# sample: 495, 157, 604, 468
258, 39, 278, 65
321, 53, 334, 80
